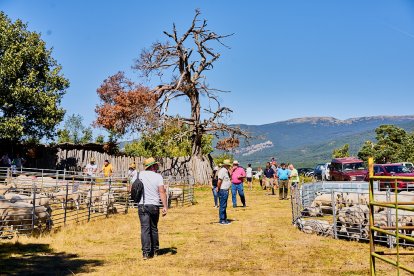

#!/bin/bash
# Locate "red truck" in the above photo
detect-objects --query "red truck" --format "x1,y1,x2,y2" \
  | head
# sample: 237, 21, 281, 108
369, 163, 414, 191
329, 157, 367, 181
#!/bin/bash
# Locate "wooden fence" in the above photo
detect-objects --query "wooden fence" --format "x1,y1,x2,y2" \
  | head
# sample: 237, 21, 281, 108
53, 149, 213, 185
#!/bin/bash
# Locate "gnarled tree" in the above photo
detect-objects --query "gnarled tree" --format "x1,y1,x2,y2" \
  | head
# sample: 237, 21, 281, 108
133, 9, 247, 157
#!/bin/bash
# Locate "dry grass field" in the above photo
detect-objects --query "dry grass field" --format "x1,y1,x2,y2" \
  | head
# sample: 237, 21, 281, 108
1, 183, 412, 275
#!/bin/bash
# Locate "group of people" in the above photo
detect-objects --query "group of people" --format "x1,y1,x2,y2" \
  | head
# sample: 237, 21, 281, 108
1, 153, 26, 170
83, 158, 114, 178
211, 159, 300, 224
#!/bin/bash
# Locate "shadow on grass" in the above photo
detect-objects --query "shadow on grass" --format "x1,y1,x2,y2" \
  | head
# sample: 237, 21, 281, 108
0, 242, 103, 275
157, 247, 177, 256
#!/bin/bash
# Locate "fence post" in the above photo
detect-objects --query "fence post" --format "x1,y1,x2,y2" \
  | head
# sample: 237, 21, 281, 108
125, 178, 129, 214
88, 180, 93, 222
63, 175, 69, 226
31, 179, 36, 234
332, 191, 337, 239
106, 178, 111, 218
386, 189, 393, 248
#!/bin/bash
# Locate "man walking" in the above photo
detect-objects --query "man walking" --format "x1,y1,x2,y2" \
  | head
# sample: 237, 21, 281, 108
263, 162, 275, 193
277, 163, 291, 200
216, 159, 232, 224
137, 157, 168, 259
230, 160, 246, 207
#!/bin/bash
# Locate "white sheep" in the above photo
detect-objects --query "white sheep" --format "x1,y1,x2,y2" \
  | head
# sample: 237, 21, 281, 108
51, 190, 80, 210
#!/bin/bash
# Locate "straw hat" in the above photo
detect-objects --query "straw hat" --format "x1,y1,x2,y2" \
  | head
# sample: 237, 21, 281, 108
143, 157, 159, 169
222, 159, 232, 166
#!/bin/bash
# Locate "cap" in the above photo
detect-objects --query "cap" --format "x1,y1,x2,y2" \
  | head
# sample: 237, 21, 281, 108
233, 160, 239, 165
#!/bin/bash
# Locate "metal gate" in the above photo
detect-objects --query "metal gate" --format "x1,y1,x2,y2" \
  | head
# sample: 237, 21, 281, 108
368, 158, 414, 275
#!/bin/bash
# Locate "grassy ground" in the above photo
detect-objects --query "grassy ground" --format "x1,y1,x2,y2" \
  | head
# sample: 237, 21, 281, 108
1, 183, 412, 275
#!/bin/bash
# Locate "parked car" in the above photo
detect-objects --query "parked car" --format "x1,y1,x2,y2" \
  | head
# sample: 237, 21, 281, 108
329, 157, 367, 181
401, 162, 414, 172
313, 163, 326, 180
367, 163, 414, 191
297, 168, 314, 177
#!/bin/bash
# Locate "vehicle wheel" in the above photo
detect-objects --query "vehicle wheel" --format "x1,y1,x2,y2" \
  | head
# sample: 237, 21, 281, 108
331, 176, 335, 181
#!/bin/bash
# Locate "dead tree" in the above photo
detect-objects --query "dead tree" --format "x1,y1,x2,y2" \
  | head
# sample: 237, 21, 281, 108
134, 9, 248, 158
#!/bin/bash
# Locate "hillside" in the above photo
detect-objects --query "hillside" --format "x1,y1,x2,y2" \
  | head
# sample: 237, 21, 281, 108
223, 115, 414, 168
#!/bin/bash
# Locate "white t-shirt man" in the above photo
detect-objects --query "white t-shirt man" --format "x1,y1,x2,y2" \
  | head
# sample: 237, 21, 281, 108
218, 167, 231, 190
246, 167, 253, 178
85, 163, 98, 176
138, 170, 164, 205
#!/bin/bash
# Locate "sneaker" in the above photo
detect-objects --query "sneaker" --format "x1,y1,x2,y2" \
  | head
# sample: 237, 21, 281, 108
220, 220, 231, 225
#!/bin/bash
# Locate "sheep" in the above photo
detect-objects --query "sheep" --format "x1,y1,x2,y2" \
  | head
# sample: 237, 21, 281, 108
0, 200, 52, 234
51, 190, 80, 210
0, 183, 15, 195
100, 192, 115, 214
301, 206, 323, 217
168, 187, 184, 207
85, 189, 105, 213
339, 193, 369, 207
336, 205, 370, 242
296, 218, 333, 237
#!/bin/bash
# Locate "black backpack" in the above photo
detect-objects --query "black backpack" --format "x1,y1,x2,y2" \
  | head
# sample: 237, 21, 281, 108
131, 173, 145, 203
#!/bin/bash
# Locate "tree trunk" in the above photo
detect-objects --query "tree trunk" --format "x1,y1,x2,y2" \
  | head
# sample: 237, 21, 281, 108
189, 91, 203, 158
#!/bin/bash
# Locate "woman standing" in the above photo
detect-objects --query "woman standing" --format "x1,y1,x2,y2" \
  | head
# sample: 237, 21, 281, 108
288, 164, 299, 197
211, 166, 219, 207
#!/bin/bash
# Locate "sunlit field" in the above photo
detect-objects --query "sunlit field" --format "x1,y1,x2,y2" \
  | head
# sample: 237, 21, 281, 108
1, 182, 409, 275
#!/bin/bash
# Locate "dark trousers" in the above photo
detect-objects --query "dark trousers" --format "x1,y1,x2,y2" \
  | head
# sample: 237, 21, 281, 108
138, 204, 160, 255
218, 189, 229, 223
279, 180, 289, 199
231, 183, 246, 207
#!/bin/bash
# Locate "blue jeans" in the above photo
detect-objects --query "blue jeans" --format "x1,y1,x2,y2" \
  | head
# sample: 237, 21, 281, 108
231, 183, 246, 207
218, 189, 229, 223
212, 187, 218, 206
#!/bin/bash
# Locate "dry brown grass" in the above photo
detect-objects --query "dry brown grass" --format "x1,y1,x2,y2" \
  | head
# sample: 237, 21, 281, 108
1, 183, 413, 275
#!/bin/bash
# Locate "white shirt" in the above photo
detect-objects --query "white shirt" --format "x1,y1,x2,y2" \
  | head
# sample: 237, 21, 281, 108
138, 170, 164, 205
85, 163, 98, 176
218, 167, 231, 190
246, 167, 253, 178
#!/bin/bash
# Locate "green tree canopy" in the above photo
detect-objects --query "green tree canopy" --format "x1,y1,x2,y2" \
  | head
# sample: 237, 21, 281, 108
0, 12, 69, 141
57, 114, 93, 144
124, 120, 213, 158
357, 125, 414, 163
332, 144, 350, 158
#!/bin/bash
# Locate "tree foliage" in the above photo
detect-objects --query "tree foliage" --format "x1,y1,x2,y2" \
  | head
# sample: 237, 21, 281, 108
57, 114, 93, 144
124, 119, 213, 158
332, 144, 350, 158
95, 72, 158, 135
0, 12, 69, 141
357, 125, 414, 163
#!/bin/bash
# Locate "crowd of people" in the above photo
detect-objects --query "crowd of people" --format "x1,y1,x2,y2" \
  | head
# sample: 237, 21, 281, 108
211, 158, 300, 225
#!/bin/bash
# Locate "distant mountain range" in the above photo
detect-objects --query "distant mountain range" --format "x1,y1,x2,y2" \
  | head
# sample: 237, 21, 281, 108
222, 115, 414, 168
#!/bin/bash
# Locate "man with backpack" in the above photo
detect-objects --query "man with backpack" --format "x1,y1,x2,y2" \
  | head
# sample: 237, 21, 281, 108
131, 157, 168, 260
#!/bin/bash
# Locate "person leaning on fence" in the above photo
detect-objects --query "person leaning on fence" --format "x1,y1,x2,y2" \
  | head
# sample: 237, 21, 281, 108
84, 158, 98, 178
230, 160, 246, 208
137, 157, 168, 259
211, 166, 219, 208
288, 164, 299, 196
216, 159, 232, 225
277, 163, 291, 200
100, 159, 113, 177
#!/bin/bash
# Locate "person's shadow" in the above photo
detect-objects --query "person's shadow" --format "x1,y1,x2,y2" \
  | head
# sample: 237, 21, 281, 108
0, 242, 103, 275
157, 247, 178, 256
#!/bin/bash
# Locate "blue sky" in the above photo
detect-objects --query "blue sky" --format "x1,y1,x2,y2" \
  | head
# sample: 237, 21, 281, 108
1, 0, 414, 136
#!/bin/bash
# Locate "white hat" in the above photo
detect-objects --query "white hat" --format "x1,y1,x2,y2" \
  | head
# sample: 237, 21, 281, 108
233, 160, 239, 165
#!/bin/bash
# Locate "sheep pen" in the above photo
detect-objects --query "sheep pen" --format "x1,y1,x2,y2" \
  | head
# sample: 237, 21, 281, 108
291, 181, 414, 248
0, 167, 195, 238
